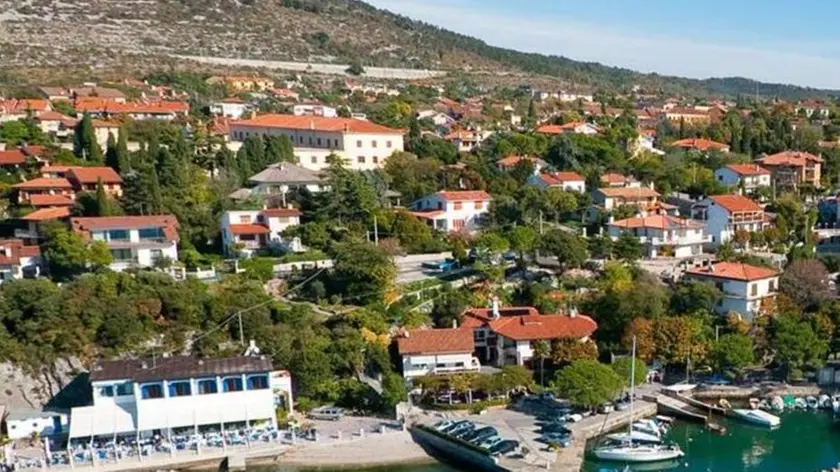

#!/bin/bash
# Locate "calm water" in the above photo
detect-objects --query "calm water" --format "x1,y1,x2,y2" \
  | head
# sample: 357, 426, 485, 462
247, 465, 454, 472
584, 410, 840, 472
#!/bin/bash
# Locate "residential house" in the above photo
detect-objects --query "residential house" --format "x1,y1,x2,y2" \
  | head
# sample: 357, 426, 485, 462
68, 355, 292, 445
527, 171, 586, 193
396, 329, 480, 380
0, 239, 42, 283
229, 114, 404, 171
600, 172, 642, 188
74, 99, 189, 121
4, 407, 68, 440
70, 216, 180, 271
460, 303, 597, 367
0, 99, 51, 122
714, 164, 772, 193
497, 155, 546, 174
220, 208, 302, 257
14, 166, 122, 203
670, 138, 730, 153
756, 151, 822, 189
38, 85, 126, 102
536, 122, 600, 136
445, 130, 493, 153
33, 110, 76, 139
410, 190, 491, 232
684, 262, 780, 319
797, 100, 831, 119
210, 99, 250, 120
691, 194, 766, 246
17, 207, 72, 243
65, 166, 123, 197
242, 162, 326, 202
0, 145, 48, 171
608, 214, 709, 258
292, 104, 338, 118
628, 133, 663, 156
592, 187, 661, 211
13, 177, 75, 204
664, 107, 711, 125
209, 76, 275, 92
417, 110, 456, 127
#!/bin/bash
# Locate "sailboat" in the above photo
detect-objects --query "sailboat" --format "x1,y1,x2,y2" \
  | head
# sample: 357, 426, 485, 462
593, 337, 685, 463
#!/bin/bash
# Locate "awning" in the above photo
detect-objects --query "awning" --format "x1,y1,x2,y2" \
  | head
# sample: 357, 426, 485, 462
69, 404, 137, 439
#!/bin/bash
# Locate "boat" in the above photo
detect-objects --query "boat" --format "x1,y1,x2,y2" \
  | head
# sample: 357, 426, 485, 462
794, 397, 808, 409
606, 430, 663, 444
632, 420, 663, 436
655, 415, 675, 425
731, 409, 781, 428
719, 398, 732, 409
770, 396, 785, 412
820, 394, 831, 409
593, 337, 684, 463
806, 396, 820, 409
749, 398, 761, 409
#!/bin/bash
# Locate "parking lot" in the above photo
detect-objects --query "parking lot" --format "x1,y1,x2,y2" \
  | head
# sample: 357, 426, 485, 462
304, 414, 401, 442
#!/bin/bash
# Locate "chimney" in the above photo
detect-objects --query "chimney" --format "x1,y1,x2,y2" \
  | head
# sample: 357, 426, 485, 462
403, 330, 410, 338
491, 296, 500, 320
310, 120, 315, 130
452, 319, 458, 329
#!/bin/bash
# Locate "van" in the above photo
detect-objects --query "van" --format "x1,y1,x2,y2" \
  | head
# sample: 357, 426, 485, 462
309, 407, 344, 421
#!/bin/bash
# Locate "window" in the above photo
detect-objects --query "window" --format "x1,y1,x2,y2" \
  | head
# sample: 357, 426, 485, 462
308, 137, 313, 145
311, 156, 318, 164
222, 377, 243, 392
197, 378, 218, 395
335, 139, 339, 147
299, 136, 304, 144
769, 279, 776, 292
453, 219, 466, 230
317, 138, 322, 146
453, 202, 462, 210
372, 140, 378, 148
116, 382, 133, 396
372, 156, 379, 164
247, 374, 269, 390
108, 229, 129, 241
168, 381, 192, 397
239, 234, 255, 241
750, 283, 758, 296
357, 140, 363, 148
98, 385, 115, 397
386, 141, 392, 148
238, 215, 251, 224
475, 201, 484, 210
140, 383, 164, 399
150, 249, 163, 261
357, 156, 366, 164
92, 231, 106, 242
110, 248, 132, 262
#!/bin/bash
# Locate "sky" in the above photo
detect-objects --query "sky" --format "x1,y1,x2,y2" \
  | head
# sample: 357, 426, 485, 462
365, 0, 840, 89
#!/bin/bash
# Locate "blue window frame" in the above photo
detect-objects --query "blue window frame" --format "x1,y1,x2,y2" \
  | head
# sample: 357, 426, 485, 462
246, 374, 269, 390
108, 229, 129, 241
222, 377, 243, 392
140, 383, 164, 399
168, 380, 191, 397
115, 382, 133, 396
98, 385, 114, 397
138, 227, 164, 240
197, 378, 218, 395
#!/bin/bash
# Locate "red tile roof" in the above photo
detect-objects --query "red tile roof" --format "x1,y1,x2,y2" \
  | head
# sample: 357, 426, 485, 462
536, 122, 596, 135
396, 328, 474, 355
539, 171, 585, 185
610, 214, 703, 230
685, 262, 779, 282
462, 306, 597, 341
71, 216, 179, 242
436, 190, 492, 202
596, 187, 660, 199
758, 151, 823, 166
29, 194, 75, 207
725, 164, 771, 176
0, 99, 50, 114
67, 166, 122, 184
497, 155, 545, 168
708, 194, 762, 213
75, 99, 189, 115
21, 207, 72, 221
13, 177, 74, 189
0, 239, 39, 266
601, 172, 629, 185
231, 114, 403, 134
229, 224, 270, 235
0, 149, 27, 166
35, 110, 71, 121
262, 208, 302, 218
671, 138, 729, 152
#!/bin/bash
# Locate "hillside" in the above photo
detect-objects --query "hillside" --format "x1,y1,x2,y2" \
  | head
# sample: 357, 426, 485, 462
0, 0, 835, 99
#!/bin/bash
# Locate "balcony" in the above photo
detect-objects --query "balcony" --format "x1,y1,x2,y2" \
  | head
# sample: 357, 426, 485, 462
648, 234, 712, 246
14, 228, 40, 240
433, 358, 482, 374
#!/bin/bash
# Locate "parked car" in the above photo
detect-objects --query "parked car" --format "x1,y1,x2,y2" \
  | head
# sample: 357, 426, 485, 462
439, 420, 469, 434
477, 436, 504, 449
308, 407, 344, 421
462, 426, 497, 444
489, 440, 520, 456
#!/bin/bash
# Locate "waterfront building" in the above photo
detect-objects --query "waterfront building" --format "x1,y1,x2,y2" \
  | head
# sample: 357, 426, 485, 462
684, 261, 780, 320
397, 329, 480, 380
70, 216, 180, 271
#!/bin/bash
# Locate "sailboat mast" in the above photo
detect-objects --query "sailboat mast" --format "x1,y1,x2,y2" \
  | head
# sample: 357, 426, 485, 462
629, 336, 636, 436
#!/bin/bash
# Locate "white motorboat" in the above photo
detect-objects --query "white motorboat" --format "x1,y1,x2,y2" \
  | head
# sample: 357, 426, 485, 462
770, 396, 785, 412
794, 397, 807, 409
632, 420, 662, 436
819, 395, 831, 409
806, 396, 820, 409
606, 431, 663, 444
731, 409, 781, 428
593, 337, 683, 463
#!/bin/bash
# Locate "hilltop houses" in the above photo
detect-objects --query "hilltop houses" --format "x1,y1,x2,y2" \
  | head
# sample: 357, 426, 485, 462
757, 151, 822, 189
691, 195, 766, 246
684, 262, 780, 320
410, 191, 491, 232
527, 171, 586, 192
715, 164, 772, 193
608, 214, 709, 258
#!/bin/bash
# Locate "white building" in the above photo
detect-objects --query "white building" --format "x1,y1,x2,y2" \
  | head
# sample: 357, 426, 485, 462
220, 208, 302, 257
396, 329, 480, 380
461, 304, 598, 367
247, 162, 326, 199
292, 104, 338, 118
445, 130, 494, 153
608, 214, 709, 258
4, 407, 68, 440
536, 122, 600, 136
527, 171, 586, 193
417, 110, 456, 127
714, 164, 772, 192
410, 190, 491, 232
210, 99, 250, 120
684, 262, 780, 320
0, 239, 42, 283
70, 216, 180, 271
691, 195, 766, 246
229, 114, 404, 171
68, 356, 293, 444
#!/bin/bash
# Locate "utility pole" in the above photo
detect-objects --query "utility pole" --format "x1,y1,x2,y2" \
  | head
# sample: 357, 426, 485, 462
238, 312, 244, 346
715, 325, 720, 342
539, 210, 544, 235
374, 215, 379, 246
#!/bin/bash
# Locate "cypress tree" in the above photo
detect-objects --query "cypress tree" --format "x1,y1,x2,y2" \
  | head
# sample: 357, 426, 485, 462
74, 113, 103, 162
104, 132, 118, 170
116, 126, 130, 174
94, 178, 112, 216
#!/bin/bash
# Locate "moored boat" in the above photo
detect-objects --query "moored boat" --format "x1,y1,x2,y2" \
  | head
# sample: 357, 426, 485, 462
606, 431, 663, 444
731, 409, 781, 428
770, 396, 785, 412
819, 394, 831, 409
806, 396, 819, 409
593, 443, 684, 463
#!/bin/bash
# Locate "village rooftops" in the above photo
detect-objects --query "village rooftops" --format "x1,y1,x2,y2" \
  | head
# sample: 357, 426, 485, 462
248, 162, 324, 185
671, 138, 729, 152
435, 190, 492, 201
396, 328, 474, 355
13, 178, 73, 189
535, 122, 598, 134
0, 149, 29, 165
67, 166, 122, 184
0, 239, 40, 266
708, 194, 763, 213
21, 207, 71, 221
725, 164, 771, 176
497, 155, 547, 168
461, 306, 598, 341
537, 171, 585, 185
89, 355, 274, 383
610, 214, 703, 230
685, 261, 779, 282
595, 187, 660, 199
231, 114, 403, 134
29, 194, 74, 207
758, 151, 823, 166
601, 172, 635, 185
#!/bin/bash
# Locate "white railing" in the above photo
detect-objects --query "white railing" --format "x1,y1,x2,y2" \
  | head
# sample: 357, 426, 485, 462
649, 235, 712, 246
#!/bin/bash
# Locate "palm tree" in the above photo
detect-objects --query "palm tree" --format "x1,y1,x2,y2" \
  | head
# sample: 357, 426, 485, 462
533, 340, 551, 387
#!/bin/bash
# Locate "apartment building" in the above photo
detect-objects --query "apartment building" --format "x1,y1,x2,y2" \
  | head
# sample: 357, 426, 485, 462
684, 262, 780, 320
757, 151, 822, 189
220, 208, 302, 257
397, 329, 480, 380
70, 216, 179, 271
410, 191, 491, 232
715, 164, 772, 192
608, 214, 709, 258
691, 194, 766, 246
14, 166, 122, 203
229, 114, 404, 171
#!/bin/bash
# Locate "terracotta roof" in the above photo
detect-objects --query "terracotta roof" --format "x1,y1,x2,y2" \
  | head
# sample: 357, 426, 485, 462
21, 207, 71, 221
21, 146, 45, 158
536, 122, 596, 135
229, 224, 270, 235
0, 150, 27, 166
0, 99, 50, 114
20, 246, 41, 257
462, 306, 597, 341
89, 356, 273, 383
436, 190, 492, 201
35, 110, 71, 121
40, 165, 75, 176
685, 262, 779, 282
539, 172, 585, 186
67, 166, 122, 184
74, 99, 189, 115
0, 239, 39, 266
610, 214, 703, 230
396, 328, 474, 355
596, 187, 660, 198
262, 208, 302, 218
497, 155, 545, 168
724, 164, 771, 176
601, 172, 629, 185
71, 215, 179, 242
708, 194, 762, 213
29, 194, 75, 207
671, 138, 729, 152
758, 151, 823, 166
13, 177, 73, 189
231, 114, 403, 134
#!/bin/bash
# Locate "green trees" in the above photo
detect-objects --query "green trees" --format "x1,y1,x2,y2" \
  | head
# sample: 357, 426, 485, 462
552, 360, 623, 410
611, 357, 648, 387
533, 340, 550, 387
539, 229, 588, 271
613, 231, 644, 262
73, 113, 103, 163
709, 333, 753, 375
770, 314, 828, 380
104, 129, 132, 174
40, 223, 112, 281
331, 241, 397, 304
